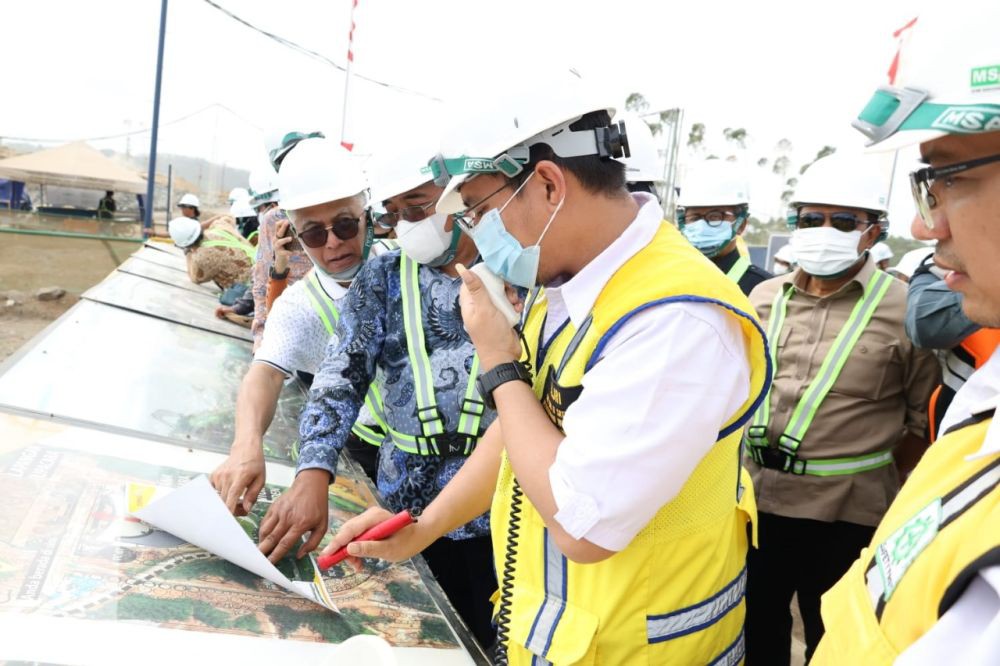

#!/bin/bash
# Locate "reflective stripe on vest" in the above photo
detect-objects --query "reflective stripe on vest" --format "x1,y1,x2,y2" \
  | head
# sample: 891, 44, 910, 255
647, 565, 747, 644
725, 255, 751, 284
747, 270, 895, 475
864, 452, 1000, 618
303, 272, 387, 445
387, 254, 484, 455
202, 228, 256, 263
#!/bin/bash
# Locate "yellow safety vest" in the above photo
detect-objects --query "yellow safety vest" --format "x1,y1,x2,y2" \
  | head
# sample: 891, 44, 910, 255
491, 222, 771, 665
813, 409, 1000, 665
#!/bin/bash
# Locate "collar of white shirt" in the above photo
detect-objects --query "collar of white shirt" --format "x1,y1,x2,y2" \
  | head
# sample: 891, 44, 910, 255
543, 192, 663, 330
964, 393, 1000, 460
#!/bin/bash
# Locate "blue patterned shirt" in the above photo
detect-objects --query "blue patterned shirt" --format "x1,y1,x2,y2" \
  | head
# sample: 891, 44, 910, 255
297, 251, 495, 540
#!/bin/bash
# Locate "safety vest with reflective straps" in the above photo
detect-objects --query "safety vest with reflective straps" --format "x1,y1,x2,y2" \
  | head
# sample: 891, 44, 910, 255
490, 222, 770, 665
928, 327, 1000, 441
368, 253, 485, 456
726, 254, 751, 283
202, 227, 256, 263
745, 269, 896, 476
302, 271, 386, 447
812, 408, 1000, 665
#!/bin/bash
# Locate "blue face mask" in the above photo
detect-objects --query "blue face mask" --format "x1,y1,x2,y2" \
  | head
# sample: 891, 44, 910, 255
681, 220, 735, 258
466, 172, 564, 288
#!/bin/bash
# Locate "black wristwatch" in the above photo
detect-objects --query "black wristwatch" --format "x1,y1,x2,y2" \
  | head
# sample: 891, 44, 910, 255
269, 265, 290, 280
476, 361, 532, 409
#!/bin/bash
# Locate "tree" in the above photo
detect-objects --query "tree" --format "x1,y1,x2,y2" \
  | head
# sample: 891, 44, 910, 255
688, 122, 706, 149
723, 127, 748, 149
799, 145, 837, 175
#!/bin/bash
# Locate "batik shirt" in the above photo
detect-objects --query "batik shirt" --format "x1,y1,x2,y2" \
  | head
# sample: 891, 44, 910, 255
297, 250, 495, 540
251, 207, 312, 349
185, 216, 252, 289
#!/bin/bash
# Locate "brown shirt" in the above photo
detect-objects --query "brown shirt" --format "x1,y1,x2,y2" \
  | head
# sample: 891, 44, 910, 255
185, 216, 253, 290
746, 257, 940, 526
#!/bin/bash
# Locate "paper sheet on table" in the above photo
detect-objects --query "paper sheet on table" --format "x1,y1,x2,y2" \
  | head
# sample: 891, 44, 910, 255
131, 475, 338, 612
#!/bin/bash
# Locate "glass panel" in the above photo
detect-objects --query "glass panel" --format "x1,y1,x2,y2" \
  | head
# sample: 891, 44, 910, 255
117, 256, 221, 297
133, 245, 189, 272
0, 301, 296, 459
84, 271, 251, 342
0, 413, 479, 662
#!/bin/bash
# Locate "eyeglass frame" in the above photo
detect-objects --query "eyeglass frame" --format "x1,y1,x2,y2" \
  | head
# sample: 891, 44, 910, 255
375, 200, 436, 229
910, 152, 1000, 230
294, 215, 365, 248
452, 180, 516, 232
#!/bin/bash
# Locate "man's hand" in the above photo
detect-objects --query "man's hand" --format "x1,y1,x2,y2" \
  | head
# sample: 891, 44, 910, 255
210, 445, 266, 516
322, 507, 436, 568
214, 305, 234, 320
273, 220, 294, 274
456, 264, 522, 370
258, 469, 330, 563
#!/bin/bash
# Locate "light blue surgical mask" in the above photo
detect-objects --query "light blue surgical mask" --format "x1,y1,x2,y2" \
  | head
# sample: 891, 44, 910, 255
681, 220, 735, 257
465, 172, 564, 288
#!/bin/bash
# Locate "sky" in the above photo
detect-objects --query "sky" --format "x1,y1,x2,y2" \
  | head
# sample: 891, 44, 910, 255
1, 0, 925, 233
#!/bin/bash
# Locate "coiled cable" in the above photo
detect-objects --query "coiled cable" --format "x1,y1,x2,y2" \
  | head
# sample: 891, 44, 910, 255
492, 478, 523, 665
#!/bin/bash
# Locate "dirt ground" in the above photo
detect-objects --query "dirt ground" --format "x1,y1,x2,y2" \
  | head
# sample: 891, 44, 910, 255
0, 232, 127, 363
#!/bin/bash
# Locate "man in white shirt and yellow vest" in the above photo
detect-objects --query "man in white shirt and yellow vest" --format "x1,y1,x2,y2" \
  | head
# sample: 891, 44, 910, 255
321, 73, 771, 664
814, 3, 1000, 663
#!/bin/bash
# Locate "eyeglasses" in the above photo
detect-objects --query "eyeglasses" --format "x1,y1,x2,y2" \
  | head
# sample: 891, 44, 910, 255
376, 201, 435, 229
453, 181, 514, 232
910, 152, 1000, 230
796, 211, 876, 233
685, 210, 741, 227
296, 217, 362, 248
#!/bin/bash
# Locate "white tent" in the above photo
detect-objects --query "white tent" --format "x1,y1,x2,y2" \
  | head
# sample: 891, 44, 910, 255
0, 142, 147, 194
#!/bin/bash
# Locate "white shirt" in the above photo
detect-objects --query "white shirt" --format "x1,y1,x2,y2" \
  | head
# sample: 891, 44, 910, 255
896, 349, 1000, 665
545, 193, 751, 552
254, 275, 347, 377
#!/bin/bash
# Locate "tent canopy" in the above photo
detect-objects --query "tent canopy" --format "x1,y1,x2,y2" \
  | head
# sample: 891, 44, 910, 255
0, 142, 147, 194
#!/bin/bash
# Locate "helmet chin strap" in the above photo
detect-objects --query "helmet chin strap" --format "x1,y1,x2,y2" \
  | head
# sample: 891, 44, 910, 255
428, 224, 463, 268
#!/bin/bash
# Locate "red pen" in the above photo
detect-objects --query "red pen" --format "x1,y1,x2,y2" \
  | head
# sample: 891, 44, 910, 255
317, 508, 419, 570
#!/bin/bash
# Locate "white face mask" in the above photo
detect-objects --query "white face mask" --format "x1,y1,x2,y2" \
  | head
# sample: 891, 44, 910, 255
395, 212, 454, 266
790, 226, 864, 278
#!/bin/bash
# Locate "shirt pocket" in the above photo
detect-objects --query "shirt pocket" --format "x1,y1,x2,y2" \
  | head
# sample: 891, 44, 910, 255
832, 341, 902, 402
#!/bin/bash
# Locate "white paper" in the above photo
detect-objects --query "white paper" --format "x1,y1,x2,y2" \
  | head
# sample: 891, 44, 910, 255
132, 475, 337, 612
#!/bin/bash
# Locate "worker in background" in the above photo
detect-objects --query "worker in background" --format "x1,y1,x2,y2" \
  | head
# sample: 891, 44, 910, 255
211, 139, 385, 514
618, 112, 663, 201
814, 3, 1000, 662
168, 212, 253, 291
890, 244, 934, 283
743, 152, 940, 664
249, 133, 323, 350
871, 241, 894, 270
772, 243, 796, 275
177, 193, 200, 220
255, 137, 497, 648
324, 73, 770, 665
677, 160, 773, 294
228, 187, 249, 206
97, 190, 116, 219
230, 193, 260, 243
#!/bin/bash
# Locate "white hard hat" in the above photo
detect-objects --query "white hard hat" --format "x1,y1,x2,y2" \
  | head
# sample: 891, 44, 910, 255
367, 138, 438, 204
433, 70, 624, 214
894, 245, 935, 278
265, 128, 326, 170
168, 216, 201, 248
178, 193, 200, 208
277, 138, 367, 212
678, 160, 750, 207
229, 195, 256, 219
773, 243, 796, 265
870, 242, 894, 263
617, 113, 663, 184
789, 153, 890, 215
248, 164, 280, 208
854, 2, 1000, 150
227, 187, 249, 205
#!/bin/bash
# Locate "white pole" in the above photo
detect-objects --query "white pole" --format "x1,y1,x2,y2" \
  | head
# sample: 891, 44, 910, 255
339, 0, 359, 151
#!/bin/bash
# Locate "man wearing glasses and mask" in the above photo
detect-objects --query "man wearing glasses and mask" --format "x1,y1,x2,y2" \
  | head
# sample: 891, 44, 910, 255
814, 3, 1000, 663
211, 138, 387, 519
742, 152, 940, 664
677, 160, 773, 295
252, 138, 498, 649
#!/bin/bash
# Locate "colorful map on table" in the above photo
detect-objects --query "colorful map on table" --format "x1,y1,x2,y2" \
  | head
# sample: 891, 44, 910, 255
0, 441, 460, 648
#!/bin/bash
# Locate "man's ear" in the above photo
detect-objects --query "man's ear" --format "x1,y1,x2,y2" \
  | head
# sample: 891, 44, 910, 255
533, 160, 567, 207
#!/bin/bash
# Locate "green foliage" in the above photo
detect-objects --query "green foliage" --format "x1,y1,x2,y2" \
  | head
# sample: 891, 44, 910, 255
233, 613, 261, 632
723, 127, 747, 149
387, 581, 436, 613
111, 593, 234, 629
419, 617, 455, 644
160, 555, 261, 590
743, 217, 789, 246
883, 235, 928, 263
264, 604, 362, 642
688, 123, 706, 148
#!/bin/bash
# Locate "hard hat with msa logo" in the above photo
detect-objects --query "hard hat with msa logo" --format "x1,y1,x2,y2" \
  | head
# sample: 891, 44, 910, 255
248, 165, 280, 208
431, 70, 629, 215
853, 2, 1000, 149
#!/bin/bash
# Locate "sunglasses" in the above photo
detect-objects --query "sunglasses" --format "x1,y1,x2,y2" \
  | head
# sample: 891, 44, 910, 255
376, 201, 435, 229
296, 217, 362, 248
796, 211, 875, 233
911, 152, 1000, 231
